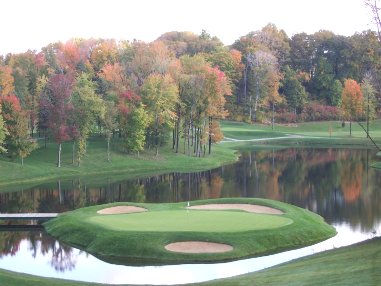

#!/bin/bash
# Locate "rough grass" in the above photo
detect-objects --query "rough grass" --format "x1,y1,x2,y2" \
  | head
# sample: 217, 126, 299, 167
43, 198, 335, 265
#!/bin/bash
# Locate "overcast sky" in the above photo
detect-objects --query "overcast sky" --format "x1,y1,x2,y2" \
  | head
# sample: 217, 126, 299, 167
0, 0, 374, 55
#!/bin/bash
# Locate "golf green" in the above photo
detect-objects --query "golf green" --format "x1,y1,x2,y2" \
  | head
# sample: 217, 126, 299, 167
44, 198, 336, 265
88, 210, 292, 232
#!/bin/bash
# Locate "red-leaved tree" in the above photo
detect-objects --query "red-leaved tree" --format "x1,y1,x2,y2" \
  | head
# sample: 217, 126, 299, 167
40, 73, 75, 167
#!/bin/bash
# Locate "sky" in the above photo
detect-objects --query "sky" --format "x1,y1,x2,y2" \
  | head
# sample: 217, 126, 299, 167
0, 0, 374, 55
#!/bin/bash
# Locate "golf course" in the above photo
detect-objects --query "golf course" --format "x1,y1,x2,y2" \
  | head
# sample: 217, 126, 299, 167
1, 120, 381, 285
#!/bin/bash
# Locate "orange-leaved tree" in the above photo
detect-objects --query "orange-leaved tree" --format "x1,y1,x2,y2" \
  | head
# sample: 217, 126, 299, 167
341, 79, 363, 136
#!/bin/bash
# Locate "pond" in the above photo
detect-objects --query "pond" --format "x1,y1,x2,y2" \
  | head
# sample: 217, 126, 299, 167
0, 147, 380, 284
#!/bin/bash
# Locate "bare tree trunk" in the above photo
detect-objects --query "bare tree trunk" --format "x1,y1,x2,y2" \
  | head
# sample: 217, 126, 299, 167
350, 120, 352, 136
365, 0, 381, 41
272, 102, 275, 130
208, 117, 212, 155
57, 143, 62, 168
72, 141, 75, 164
254, 75, 260, 122
107, 137, 110, 162
243, 64, 248, 102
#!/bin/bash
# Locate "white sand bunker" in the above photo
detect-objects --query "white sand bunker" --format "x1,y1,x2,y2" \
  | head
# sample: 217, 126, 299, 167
97, 206, 147, 215
165, 241, 233, 253
187, 203, 283, 215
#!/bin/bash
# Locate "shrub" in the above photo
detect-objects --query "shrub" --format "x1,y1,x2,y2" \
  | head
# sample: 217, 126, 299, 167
300, 102, 341, 121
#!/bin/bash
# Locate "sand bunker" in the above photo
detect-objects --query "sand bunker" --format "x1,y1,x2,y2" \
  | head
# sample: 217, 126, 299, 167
187, 203, 283, 215
165, 241, 233, 253
97, 206, 147, 215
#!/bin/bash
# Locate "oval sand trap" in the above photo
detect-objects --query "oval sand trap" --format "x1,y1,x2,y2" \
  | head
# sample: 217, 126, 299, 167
187, 203, 283, 215
165, 241, 233, 253
97, 206, 147, 215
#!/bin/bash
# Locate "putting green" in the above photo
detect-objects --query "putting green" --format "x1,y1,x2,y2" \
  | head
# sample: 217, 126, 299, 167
44, 198, 336, 265
89, 210, 292, 232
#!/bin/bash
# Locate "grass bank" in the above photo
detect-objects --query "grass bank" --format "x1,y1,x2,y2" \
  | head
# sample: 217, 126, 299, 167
1, 237, 380, 286
0, 137, 237, 189
44, 198, 335, 265
198, 237, 381, 286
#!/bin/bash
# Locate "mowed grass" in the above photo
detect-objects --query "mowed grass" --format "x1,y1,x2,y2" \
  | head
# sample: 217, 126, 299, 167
88, 210, 292, 232
0, 137, 237, 189
221, 119, 381, 140
198, 237, 381, 286
44, 198, 335, 265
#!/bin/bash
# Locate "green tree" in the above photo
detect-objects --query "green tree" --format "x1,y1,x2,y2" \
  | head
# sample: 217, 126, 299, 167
361, 75, 377, 138
281, 66, 307, 114
141, 73, 178, 156
72, 73, 105, 166
0, 95, 37, 165
122, 106, 149, 155
102, 101, 118, 162
329, 79, 343, 107
0, 110, 8, 153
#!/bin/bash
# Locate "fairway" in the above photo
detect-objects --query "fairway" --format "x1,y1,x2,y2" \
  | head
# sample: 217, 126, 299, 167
89, 210, 292, 232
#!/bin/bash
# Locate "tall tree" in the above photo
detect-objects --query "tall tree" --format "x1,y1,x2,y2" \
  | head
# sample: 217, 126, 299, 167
102, 101, 118, 162
365, 0, 381, 41
341, 79, 364, 136
141, 73, 178, 156
281, 66, 307, 114
41, 73, 75, 167
0, 66, 15, 97
0, 95, 37, 165
71, 73, 105, 166
0, 106, 8, 153
361, 75, 377, 138
122, 105, 149, 155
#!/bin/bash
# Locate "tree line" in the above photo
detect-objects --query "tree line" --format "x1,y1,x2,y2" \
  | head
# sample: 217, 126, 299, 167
0, 24, 380, 165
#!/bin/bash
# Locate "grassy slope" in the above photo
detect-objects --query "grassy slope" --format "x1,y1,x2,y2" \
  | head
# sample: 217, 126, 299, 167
1, 237, 380, 286
43, 198, 335, 265
198, 237, 381, 286
0, 137, 237, 189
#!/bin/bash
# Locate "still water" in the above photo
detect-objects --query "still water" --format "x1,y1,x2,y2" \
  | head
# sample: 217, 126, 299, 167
0, 148, 380, 284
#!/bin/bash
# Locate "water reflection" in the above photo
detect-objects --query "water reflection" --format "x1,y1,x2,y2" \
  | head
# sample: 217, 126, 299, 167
0, 148, 380, 282
0, 230, 76, 272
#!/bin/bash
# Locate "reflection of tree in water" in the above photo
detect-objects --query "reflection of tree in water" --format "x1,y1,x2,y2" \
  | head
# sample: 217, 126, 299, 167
0, 231, 22, 256
39, 233, 76, 272
50, 242, 76, 272
341, 158, 363, 203
0, 230, 77, 272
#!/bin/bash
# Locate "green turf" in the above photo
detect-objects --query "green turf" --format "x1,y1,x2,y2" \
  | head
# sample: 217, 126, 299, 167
88, 210, 292, 232
44, 198, 335, 265
198, 237, 381, 286
0, 137, 237, 190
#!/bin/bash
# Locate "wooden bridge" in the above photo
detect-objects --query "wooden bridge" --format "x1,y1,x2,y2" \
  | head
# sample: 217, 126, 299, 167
0, 213, 58, 220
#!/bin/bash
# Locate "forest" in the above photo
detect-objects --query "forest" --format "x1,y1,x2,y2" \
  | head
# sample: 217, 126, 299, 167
0, 24, 380, 165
